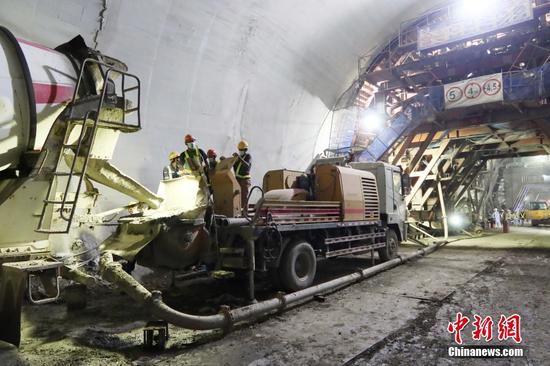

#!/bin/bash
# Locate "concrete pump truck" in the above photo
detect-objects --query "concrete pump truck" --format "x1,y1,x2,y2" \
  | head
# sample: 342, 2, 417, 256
0, 28, 408, 347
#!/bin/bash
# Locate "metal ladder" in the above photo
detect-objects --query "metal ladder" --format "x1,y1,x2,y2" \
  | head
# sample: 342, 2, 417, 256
36, 58, 141, 233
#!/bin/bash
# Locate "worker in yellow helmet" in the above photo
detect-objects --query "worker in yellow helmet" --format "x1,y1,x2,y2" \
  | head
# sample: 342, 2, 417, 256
163, 151, 182, 180
233, 140, 252, 213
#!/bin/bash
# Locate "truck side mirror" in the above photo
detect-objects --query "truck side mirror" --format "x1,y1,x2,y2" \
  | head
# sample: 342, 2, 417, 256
401, 174, 411, 196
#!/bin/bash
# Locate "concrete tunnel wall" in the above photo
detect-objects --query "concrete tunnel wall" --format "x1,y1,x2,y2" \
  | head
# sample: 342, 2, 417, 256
0, 0, 444, 209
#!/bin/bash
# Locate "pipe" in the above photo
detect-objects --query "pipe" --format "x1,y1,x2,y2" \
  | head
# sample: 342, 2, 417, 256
437, 181, 448, 239
219, 217, 250, 227
62, 266, 98, 287
99, 243, 441, 332
99, 253, 227, 330
246, 239, 256, 303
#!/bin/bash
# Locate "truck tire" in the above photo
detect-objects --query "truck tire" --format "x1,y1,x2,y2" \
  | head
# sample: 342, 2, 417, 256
279, 241, 317, 292
378, 229, 399, 262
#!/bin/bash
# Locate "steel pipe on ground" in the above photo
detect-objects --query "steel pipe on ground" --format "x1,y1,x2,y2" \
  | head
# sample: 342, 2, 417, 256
99, 243, 442, 332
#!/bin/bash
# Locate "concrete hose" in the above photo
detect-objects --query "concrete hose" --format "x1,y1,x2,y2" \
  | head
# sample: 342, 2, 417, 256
99, 243, 441, 331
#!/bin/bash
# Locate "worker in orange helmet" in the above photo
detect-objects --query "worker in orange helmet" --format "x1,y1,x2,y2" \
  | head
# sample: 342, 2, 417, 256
179, 134, 208, 175
206, 148, 218, 172
233, 140, 252, 213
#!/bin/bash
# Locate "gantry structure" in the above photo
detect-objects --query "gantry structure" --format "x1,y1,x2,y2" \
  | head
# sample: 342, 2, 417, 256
330, 0, 550, 232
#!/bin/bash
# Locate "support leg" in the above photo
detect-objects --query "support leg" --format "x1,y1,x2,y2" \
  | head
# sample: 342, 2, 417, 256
246, 240, 256, 304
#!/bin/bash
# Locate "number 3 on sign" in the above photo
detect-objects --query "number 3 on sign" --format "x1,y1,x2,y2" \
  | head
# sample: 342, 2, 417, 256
464, 82, 481, 99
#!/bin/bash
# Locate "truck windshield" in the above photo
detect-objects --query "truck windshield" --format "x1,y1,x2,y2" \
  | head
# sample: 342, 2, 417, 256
529, 202, 548, 210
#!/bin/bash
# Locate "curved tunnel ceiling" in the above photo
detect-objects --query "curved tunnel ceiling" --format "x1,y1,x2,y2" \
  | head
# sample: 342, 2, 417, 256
0, 0, 445, 204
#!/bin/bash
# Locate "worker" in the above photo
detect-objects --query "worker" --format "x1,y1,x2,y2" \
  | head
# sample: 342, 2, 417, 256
207, 148, 218, 172
162, 151, 182, 180
492, 208, 501, 228
233, 140, 252, 212
503, 209, 511, 233
179, 134, 208, 175
519, 210, 526, 226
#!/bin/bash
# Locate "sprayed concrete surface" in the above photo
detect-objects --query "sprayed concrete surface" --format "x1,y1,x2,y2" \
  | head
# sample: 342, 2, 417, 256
1, 226, 549, 365
0, 0, 445, 205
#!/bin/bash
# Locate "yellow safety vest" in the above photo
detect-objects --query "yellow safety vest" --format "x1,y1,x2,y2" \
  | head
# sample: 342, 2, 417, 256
183, 147, 201, 173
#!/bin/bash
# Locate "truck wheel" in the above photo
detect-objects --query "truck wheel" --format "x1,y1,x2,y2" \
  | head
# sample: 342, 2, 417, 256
378, 229, 399, 262
279, 241, 317, 292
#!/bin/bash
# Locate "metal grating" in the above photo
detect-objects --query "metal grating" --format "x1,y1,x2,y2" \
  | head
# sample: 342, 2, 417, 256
258, 200, 341, 224
362, 177, 380, 220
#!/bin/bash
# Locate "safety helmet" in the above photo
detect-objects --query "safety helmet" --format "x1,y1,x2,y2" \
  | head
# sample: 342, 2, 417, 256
207, 148, 217, 158
185, 134, 196, 143
238, 140, 249, 150
169, 151, 179, 160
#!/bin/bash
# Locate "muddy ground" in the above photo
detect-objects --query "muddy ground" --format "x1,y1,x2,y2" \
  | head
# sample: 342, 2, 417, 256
1, 226, 549, 365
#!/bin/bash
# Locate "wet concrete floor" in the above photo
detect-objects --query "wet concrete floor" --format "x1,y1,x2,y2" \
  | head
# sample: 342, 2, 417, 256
2, 226, 549, 365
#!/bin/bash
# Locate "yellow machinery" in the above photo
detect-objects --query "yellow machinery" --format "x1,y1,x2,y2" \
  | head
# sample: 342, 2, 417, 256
524, 201, 550, 226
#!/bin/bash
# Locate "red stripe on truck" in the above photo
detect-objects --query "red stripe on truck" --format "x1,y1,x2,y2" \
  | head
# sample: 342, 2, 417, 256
33, 82, 75, 104
17, 38, 59, 53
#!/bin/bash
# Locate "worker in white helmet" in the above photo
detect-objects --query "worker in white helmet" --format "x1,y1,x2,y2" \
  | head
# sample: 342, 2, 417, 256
492, 208, 501, 228
233, 140, 252, 213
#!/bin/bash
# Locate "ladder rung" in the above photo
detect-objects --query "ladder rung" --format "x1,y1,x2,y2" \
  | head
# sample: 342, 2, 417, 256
63, 144, 90, 149
35, 229, 70, 234
43, 200, 76, 205
54, 172, 82, 177
124, 86, 139, 92
125, 107, 139, 113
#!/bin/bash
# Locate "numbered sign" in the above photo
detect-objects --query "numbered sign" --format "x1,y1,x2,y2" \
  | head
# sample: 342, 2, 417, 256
444, 73, 503, 110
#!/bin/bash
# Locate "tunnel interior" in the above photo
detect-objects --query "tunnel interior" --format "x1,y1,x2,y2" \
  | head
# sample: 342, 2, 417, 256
1, 0, 550, 365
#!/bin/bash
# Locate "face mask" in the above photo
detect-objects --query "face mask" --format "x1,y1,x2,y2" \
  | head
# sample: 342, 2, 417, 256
186, 142, 195, 149
239, 150, 246, 157
208, 158, 215, 163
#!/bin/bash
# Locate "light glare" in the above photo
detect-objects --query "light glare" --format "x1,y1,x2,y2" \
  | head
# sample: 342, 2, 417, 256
449, 213, 465, 228
360, 110, 385, 132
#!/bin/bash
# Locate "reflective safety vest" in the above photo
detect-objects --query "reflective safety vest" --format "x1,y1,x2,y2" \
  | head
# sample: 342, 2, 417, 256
163, 165, 173, 180
163, 163, 181, 179
183, 147, 201, 173
235, 157, 251, 179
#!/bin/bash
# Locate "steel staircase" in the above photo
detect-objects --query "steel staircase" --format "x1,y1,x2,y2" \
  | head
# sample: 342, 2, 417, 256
36, 58, 141, 233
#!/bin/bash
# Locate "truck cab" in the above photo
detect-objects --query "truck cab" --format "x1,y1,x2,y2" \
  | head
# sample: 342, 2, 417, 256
350, 162, 408, 242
